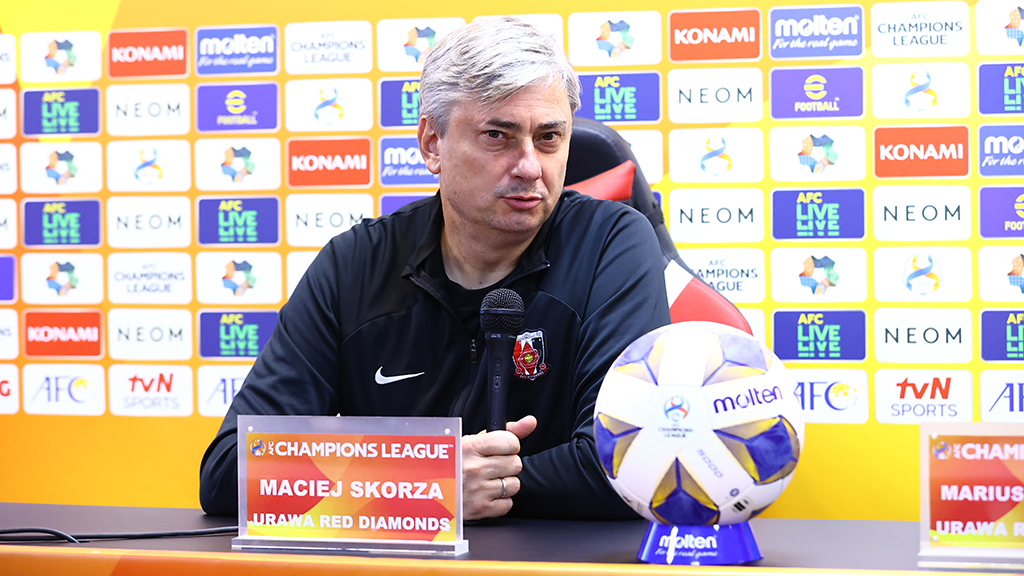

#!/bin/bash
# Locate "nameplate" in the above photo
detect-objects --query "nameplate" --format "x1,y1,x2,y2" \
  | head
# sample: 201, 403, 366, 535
233, 415, 467, 556
919, 423, 1024, 571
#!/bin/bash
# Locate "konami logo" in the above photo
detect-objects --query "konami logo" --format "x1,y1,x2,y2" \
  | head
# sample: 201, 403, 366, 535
25, 310, 103, 358
287, 137, 372, 188
874, 126, 969, 178
108, 29, 188, 78
669, 9, 761, 62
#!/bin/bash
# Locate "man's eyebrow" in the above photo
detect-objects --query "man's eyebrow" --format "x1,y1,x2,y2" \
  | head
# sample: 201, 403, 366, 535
484, 119, 520, 130
482, 119, 568, 132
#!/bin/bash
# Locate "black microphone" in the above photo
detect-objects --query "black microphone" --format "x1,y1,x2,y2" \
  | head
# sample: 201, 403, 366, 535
480, 288, 525, 432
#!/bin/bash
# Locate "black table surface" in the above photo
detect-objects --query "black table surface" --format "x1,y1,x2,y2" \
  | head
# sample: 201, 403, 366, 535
0, 502, 920, 571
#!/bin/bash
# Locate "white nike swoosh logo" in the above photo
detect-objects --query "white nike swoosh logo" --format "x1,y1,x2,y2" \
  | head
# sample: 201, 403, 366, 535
375, 367, 425, 385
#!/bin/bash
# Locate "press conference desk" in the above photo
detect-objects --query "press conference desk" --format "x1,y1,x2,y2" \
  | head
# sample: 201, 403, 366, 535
0, 502, 961, 575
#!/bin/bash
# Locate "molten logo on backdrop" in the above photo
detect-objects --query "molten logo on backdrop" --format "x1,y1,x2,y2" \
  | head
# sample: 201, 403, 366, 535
25, 310, 103, 357
669, 9, 761, 61
108, 28, 188, 77
874, 126, 969, 178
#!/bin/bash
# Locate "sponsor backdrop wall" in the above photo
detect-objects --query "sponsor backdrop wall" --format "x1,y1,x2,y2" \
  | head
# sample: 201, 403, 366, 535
0, 0, 1021, 522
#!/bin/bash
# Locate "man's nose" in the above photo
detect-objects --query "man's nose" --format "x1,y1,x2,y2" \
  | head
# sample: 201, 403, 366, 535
510, 141, 543, 181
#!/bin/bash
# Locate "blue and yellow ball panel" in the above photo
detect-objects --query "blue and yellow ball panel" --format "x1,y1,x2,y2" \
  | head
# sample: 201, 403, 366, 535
715, 417, 801, 485
594, 412, 642, 479
650, 458, 720, 526
611, 330, 667, 386
703, 332, 768, 386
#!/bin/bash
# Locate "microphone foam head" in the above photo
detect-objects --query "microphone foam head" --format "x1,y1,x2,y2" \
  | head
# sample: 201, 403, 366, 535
480, 288, 525, 335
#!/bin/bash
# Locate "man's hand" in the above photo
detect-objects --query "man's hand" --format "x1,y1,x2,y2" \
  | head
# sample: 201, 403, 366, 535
462, 415, 537, 521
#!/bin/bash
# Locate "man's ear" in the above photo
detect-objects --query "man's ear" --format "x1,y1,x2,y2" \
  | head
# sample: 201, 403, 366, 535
417, 116, 442, 175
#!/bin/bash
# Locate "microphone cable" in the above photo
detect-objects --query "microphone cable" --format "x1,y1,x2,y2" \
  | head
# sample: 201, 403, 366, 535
0, 525, 237, 544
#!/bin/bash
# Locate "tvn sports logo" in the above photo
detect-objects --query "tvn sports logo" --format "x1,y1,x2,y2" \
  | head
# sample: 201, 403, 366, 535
875, 370, 972, 424
668, 8, 761, 62
108, 28, 189, 78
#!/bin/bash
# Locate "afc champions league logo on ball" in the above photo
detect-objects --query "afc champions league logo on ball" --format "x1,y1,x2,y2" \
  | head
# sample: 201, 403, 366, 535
249, 439, 267, 457
663, 395, 690, 424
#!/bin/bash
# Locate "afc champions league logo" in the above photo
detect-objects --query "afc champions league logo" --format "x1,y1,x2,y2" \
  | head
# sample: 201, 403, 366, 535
932, 440, 950, 460
249, 439, 267, 457
663, 395, 690, 424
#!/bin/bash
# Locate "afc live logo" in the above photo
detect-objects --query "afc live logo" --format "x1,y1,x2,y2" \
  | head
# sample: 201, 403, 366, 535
576, 73, 660, 123
23, 200, 102, 248
379, 78, 420, 128
669, 9, 761, 62
771, 189, 866, 240
24, 309, 103, 358
874, 125, 969, 178
108, 29, 189, 78
287, 138, 372, 188
22, 89, 101, 137
199, 311, 277, 359
978, 64, 1024, 115
197, 197, 280, 245
981, 310, 1024, 361
772, 310, 867, 361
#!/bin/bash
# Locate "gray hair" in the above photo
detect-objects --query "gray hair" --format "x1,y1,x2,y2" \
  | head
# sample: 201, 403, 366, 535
419, 16, 581, 136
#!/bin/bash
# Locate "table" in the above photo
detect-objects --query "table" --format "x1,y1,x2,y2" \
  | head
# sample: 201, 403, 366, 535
0, 502, 954, 575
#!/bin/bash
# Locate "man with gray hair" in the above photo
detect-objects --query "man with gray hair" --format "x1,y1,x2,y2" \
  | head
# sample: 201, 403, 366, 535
199, 16, 669, 521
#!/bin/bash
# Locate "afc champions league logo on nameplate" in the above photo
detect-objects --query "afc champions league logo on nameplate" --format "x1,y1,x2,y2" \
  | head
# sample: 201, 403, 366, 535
250, 438, 266, 457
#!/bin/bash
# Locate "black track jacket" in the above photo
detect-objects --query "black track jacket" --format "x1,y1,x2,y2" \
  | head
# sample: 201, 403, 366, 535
199, 190, 671, 519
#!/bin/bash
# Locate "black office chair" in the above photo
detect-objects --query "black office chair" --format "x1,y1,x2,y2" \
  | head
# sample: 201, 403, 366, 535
564, 117, 751, 334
